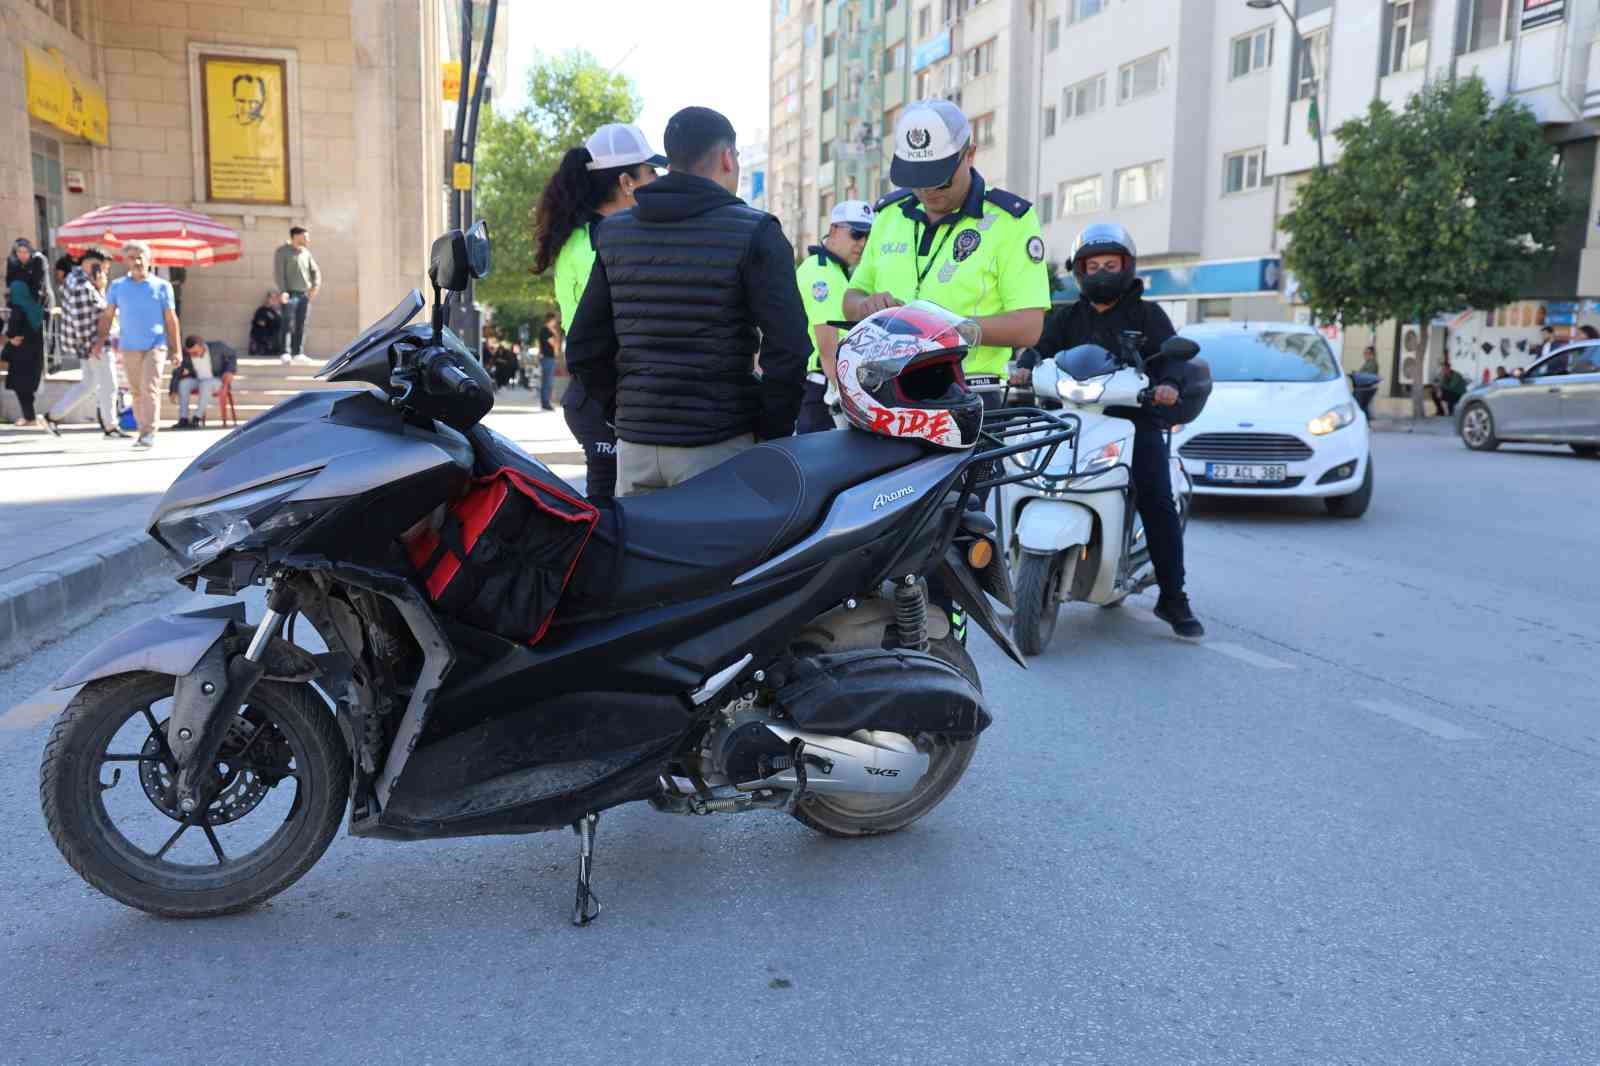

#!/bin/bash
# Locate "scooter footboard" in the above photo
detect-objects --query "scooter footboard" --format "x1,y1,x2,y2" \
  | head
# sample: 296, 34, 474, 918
773, 648, 992, 740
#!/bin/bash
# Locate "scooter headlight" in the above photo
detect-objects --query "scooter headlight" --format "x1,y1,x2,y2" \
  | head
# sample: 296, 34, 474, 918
154, 474, 324, 566
1057, 377, 1106, 405
1308, 402, 1357, 436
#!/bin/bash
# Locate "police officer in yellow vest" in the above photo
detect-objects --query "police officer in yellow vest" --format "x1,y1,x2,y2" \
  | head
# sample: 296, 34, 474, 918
844, 99, 1050, 409
794, 199, 874, 433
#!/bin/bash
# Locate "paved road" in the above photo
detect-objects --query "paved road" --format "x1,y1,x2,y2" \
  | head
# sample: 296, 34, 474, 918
0, 433, 1595, 1065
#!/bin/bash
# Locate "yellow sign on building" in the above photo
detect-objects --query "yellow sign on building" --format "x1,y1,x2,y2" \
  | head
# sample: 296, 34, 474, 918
200, 54, 290, 205
24, 45, 109, 146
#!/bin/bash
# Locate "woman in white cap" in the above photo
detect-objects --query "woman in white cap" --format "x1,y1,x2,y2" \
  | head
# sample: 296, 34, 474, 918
532, 122, 664, 502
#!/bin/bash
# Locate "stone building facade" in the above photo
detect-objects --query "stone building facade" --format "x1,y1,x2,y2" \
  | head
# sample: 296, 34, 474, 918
1, 0, 451, 359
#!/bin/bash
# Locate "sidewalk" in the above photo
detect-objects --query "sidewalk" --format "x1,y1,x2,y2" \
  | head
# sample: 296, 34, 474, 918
0, 387, 583, 666
1369, 414, 1457, 436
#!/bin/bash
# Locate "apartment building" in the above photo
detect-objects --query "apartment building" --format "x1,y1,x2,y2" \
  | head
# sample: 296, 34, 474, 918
1039, 0, 1600, 392
768, 0, 1038, 253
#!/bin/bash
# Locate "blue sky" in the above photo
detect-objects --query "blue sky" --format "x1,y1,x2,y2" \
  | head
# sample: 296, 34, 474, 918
500, 2, 772, 149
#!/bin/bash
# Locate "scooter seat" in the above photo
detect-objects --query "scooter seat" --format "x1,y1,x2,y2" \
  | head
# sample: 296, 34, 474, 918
562, 430, 929, 618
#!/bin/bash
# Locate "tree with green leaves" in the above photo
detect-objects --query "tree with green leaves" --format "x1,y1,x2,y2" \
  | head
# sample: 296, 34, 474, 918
475, 51, 640, 341
1281, 77, 1568, 418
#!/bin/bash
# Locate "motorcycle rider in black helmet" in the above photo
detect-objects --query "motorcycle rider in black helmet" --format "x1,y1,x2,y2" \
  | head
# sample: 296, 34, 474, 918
1015, 222, 1204, 639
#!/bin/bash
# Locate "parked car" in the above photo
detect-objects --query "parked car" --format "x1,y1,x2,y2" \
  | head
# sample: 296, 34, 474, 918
1456, 341, 1600, 457
1174, 321, 1373, 518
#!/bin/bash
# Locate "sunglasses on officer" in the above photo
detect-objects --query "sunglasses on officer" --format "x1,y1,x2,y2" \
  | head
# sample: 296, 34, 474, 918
848, 227, 871, 241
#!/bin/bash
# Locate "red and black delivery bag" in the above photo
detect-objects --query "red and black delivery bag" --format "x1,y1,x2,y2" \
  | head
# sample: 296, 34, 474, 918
405, 467, 599, 644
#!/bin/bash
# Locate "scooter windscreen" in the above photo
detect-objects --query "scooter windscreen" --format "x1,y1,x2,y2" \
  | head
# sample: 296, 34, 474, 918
315, 289, 425, 385
1054, 344, 1118, 380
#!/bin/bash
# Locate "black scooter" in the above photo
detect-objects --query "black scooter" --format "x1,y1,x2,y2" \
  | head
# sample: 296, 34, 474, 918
39, 222, 1075, 923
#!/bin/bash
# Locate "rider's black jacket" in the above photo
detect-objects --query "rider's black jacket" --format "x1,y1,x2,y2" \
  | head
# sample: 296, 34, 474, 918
1028, 280, 1181, 420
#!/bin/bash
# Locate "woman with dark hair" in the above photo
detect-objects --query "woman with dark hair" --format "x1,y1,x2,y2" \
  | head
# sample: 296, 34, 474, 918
1579, 324, 1599, 341
5, 275, 46, 425
532, 122, 663, 502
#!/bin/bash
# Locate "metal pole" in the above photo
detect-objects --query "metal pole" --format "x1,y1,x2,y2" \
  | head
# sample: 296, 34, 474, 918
449, 0, 474, 233
457, 0, 498, 355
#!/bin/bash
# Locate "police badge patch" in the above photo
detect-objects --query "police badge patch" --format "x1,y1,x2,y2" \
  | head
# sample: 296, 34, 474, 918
812, 280, 830, 302
1026, 236, 1046, 263
952, 229, 981, 262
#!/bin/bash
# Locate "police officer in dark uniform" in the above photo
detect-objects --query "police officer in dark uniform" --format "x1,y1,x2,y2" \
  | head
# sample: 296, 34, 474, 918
1023, 222, 1204, 639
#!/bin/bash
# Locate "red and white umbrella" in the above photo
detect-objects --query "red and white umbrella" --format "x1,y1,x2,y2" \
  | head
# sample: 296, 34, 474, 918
57, 202, 242, 267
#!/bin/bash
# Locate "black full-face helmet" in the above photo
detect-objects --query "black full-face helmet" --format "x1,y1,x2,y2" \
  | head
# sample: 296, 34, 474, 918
1070, 223, 1138, 304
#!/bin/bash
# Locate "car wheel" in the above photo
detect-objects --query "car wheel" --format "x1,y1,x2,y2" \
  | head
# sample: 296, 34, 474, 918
1324, 459, 1373, 519
1570, 444, 1600, 459
1459, 404, 1499, 451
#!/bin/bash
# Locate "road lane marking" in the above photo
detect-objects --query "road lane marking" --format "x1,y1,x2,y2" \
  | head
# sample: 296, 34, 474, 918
1355, 698, 1484, 741
1205, 641, 1295, 670
0, 693, 70, 730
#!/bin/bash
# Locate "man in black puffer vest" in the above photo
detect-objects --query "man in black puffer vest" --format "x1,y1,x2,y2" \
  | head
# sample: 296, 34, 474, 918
565, 106, 809, 496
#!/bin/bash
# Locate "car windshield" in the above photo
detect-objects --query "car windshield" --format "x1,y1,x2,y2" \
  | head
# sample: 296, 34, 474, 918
1192, 330, 1340, 383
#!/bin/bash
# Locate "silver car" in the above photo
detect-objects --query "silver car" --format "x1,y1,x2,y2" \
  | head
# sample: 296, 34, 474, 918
1456, 340, 1600, 457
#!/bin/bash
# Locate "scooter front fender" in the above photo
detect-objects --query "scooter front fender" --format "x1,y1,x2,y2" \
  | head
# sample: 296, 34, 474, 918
53, 602, 247, 690
1015, 499, 1095, 555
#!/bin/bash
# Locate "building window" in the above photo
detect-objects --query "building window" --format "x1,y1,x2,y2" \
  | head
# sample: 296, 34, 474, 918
963, 38, 996, 80
883, 43, 905, 73
1046, 17, 1061, 52
1224, 148, 1266, 194
918, 5, 932, 38
1198, 298, 1233, 322
1043, 105, 1057, 138
1386, 0, 1429, 75
823, 31, 836, 59
1068, 0, 1104, 22
1465, 0, 1512, 52
972, 113, 995, 147
1063, 74, 1107, 120
915, 69, 932, 98
1293, 28, 1330, 99
822, 87, 836, 112
1230, 26, 1272, 79
1118, 51, 1169, 104
1060, 174, 1103, 215
778, 0, 792, 13
1114, 161, 1165, 206
1040, 192, 1055, 225
886, 0, 898, 8
821, 140, 832, 164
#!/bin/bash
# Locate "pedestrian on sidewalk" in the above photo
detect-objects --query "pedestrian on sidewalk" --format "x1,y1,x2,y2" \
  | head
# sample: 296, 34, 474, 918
249, 290, 283, 355
533, 121, 666, 501
170, 335, 236, 428
92, 241, 179, 449
6, 238, 48, 307
537, 313, 560, 411
274, 226, 320, 364
1358, 346, 1379, 375
4, 275, 46, 426
43, 250, 121, 437
566, 107, 807, 496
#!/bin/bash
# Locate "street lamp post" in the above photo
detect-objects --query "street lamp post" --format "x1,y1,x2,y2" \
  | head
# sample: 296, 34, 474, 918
1247, 0, 1325, 169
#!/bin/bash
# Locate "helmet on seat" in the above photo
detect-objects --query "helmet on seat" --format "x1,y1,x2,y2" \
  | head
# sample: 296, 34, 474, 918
836, 301, 985, 450
1070, 222, 1138, 304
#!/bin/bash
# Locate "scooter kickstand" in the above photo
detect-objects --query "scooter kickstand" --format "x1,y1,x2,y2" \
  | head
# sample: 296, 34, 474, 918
571, 812, 602, 926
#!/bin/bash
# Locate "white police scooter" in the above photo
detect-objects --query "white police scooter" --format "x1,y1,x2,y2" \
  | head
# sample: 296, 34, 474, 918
997, 332, 1200, 655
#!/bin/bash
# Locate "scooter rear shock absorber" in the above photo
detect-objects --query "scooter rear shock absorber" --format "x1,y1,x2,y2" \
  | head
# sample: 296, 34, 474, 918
894, 575, 929, 651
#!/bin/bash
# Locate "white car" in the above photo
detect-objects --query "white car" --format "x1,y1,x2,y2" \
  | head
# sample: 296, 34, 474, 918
1173, 321, 1373, 518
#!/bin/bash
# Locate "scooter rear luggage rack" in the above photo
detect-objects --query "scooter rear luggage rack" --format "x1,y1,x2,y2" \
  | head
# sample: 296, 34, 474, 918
968, 406, 1079, 492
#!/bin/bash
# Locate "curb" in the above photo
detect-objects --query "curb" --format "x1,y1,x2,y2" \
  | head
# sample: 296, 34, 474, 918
1370, 418, 1456, 436
0, 531, 176, 670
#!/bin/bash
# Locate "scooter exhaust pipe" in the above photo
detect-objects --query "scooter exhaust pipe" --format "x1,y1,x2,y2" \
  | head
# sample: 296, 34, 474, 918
743, 723, 930, 796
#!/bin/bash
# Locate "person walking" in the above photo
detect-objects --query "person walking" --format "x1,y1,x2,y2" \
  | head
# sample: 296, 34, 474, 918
170, 335, 236, 428
43, 250, 121, 437
274, 225, 320, 364
533, 121, 664, 500
794, 200, 873, 433
5, 275, 46, 426
537, 313, 560, 411
566, 107, 807, 496
844, 100, 1049, 408
92, 241, 180, 448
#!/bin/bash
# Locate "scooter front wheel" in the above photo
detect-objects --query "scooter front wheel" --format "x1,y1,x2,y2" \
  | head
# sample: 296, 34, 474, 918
1012, 551, 1065, 656
40, 671, 350, 918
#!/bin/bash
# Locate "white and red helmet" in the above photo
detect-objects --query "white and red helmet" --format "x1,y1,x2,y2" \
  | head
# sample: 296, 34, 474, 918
836, 301, 985, 450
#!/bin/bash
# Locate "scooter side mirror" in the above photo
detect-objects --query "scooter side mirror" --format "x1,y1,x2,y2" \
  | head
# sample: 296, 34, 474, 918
1160, 336, 1201, 361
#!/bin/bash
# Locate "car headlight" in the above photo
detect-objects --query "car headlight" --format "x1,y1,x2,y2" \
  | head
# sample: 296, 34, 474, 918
154, 474, 324, 566
1307, 402, 1357, 436
1079, 438, 1126, 474
1057, 377, 1106, 405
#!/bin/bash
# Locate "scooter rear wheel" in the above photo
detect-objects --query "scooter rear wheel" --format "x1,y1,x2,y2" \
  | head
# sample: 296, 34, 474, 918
792, 638, 981, 838
40, 671, 350, 918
